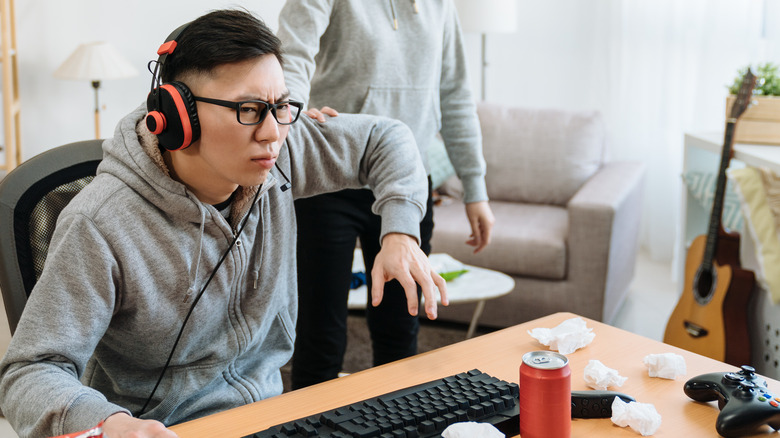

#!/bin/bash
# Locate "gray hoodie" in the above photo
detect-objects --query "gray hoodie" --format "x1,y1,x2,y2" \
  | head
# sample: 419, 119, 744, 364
277, 0, 488, 203
0, 104, 427, 437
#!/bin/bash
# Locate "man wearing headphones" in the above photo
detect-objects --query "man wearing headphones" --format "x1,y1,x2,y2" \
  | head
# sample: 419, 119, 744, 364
0, 9, 447, 438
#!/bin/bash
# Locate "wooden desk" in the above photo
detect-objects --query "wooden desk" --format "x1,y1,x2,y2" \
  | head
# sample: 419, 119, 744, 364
170, 312, 780, 437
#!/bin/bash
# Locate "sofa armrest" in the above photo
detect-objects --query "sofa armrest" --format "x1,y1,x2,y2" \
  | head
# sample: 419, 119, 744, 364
566, 161, 646, 321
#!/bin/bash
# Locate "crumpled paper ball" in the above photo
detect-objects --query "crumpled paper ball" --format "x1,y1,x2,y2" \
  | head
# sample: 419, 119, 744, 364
584, 359, 627, 390
527, 317, 595, 354
442, 421, 504, 438
643, 353, 686, 379
611, 397, 662, 436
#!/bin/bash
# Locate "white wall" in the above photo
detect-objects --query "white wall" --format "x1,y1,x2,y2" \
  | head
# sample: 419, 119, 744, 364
11, 0, 780, 262
15, 1, 284, 158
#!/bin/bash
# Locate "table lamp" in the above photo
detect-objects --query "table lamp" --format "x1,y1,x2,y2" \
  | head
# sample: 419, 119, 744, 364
54, 41, 138, 139
454, 0, 518, 101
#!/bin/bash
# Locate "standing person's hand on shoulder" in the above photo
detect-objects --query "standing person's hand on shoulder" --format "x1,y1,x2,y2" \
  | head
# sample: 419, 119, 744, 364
304, 106, 339, 122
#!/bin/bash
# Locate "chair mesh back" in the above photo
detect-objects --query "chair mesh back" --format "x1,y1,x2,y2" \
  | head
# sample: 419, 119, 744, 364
14, 161, 99, 297
28, 177, 95, 280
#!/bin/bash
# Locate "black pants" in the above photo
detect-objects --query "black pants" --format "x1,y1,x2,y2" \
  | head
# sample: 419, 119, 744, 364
291, 180, 434, 390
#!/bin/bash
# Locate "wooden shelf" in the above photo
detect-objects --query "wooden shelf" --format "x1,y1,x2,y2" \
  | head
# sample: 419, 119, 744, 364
685, 132, 780, 174
0, 0, 20, 172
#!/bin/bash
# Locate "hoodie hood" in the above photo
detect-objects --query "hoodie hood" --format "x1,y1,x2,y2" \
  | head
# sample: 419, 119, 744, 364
98, 104, 262, 230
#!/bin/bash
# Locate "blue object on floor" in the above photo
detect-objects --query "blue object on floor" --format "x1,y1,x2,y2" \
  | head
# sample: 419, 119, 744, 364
351, 272, 366, 289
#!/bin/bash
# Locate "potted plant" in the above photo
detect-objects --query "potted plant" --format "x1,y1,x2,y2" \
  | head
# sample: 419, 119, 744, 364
726, 62, 780, 145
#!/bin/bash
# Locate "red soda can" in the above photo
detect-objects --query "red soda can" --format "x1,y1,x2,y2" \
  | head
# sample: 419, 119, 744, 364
519, 350, 571, 438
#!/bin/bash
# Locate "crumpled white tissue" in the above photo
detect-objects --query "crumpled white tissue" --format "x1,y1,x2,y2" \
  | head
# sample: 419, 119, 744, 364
441, 421, 504, 438
527, 317, 595, 354
584, 359, 627, 390
643, 353, 686, 379
611, 397, 662, 436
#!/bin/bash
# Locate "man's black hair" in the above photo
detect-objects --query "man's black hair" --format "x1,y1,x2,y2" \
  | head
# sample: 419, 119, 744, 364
160, 9, 284, 83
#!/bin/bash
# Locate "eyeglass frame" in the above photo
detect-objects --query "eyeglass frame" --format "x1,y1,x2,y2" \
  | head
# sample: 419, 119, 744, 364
193, 96, 303, 126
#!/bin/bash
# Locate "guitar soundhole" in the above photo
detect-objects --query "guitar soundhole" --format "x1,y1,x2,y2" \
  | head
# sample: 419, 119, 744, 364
694, 266, 716, 305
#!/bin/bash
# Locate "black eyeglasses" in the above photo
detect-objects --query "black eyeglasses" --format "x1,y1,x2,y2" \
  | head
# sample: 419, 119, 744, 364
193, 96, 303, 126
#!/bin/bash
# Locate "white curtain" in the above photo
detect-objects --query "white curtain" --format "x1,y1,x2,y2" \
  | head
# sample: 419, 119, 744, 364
603, 0, 770, 263
472, 0, 778, 262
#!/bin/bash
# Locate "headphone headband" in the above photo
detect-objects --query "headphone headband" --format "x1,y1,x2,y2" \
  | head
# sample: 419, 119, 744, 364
146, 21, 200, 151
156, 22, 190, 68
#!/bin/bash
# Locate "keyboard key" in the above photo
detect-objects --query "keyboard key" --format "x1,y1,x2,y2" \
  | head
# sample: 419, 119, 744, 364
418, 420, 435, 434
403, 425, 419, 437
321, 409, 361, 427
279, 423, 296, 435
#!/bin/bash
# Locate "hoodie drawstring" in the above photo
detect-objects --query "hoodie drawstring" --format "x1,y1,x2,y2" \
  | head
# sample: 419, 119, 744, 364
390, 0, 419, 30
390, 0, 398, 30
186, 207, 207, 302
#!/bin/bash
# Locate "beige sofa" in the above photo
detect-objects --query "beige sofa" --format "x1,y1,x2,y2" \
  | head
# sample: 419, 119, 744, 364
430, 103, 645, 328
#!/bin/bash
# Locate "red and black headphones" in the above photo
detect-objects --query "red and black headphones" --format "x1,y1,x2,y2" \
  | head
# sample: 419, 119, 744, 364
145, 22, 201, 151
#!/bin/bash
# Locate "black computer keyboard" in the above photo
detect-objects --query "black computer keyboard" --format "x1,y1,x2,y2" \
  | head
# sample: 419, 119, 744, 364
242, 369, 520, 438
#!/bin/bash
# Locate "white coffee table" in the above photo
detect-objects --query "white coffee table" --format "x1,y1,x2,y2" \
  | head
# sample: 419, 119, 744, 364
347, 251, 515, 338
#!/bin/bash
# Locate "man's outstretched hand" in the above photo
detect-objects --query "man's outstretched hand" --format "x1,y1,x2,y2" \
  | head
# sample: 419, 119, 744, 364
371, 233, 448, 319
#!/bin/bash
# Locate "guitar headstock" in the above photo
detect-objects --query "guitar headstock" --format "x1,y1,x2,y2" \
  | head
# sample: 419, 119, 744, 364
730, 69, 757, 120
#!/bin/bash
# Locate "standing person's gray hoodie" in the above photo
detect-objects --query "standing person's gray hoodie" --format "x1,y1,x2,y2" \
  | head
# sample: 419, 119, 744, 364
277, 0, 488, 203
0, 104, 427, 437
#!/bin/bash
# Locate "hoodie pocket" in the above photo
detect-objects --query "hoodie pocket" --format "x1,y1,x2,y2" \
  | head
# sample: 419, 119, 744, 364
276, 311, 295, 344
359, 85, 441, 143
143, 359, 240, 424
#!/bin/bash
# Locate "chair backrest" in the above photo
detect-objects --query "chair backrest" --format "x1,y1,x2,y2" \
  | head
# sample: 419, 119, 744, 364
0, 139, 103, 335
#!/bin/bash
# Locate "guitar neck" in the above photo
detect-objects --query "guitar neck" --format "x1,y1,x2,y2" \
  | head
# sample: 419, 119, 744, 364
702, 122, 737, 268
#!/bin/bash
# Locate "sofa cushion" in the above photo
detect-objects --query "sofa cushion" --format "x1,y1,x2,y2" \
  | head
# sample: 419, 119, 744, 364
478, 104, 605, 206
431, 200, 568, 280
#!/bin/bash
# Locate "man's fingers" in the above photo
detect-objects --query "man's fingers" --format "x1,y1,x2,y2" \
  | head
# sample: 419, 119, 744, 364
432, 272, 449, 307
397, 274, 420, 316
409, 265, 441, 320
370, 268, 385, 307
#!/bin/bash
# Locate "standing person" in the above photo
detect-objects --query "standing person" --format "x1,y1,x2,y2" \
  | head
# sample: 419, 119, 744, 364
277, 0, 495, 390
0, 9, 447, 438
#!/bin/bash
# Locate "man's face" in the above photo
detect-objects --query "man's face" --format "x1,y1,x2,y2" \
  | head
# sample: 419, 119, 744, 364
180, 54, 290, 200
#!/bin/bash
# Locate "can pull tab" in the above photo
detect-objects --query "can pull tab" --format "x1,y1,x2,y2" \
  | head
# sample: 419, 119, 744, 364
532, 356, 552, 365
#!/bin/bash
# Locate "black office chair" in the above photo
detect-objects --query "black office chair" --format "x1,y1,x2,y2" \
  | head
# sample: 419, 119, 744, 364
0, 139, 103, 335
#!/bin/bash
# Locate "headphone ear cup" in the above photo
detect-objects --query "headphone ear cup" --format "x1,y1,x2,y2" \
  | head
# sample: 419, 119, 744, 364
145, 81, 201, 151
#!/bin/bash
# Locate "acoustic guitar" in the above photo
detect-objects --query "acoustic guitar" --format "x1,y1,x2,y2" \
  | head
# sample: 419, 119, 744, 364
663, 70, 757, 367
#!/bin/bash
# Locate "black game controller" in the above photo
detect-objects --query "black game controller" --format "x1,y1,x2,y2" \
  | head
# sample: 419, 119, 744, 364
684, 365, 780, 437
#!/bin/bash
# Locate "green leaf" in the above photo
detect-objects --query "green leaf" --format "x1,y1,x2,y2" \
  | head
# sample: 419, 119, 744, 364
439, 269, 468, 281
728, 62, 780, 96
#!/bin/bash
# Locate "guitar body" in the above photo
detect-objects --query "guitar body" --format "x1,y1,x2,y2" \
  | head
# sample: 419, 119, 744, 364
664, 230, 755, 366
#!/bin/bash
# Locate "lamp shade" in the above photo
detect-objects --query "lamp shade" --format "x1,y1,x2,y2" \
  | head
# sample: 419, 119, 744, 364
454, 0, 518, 34
54, 41, 138, 81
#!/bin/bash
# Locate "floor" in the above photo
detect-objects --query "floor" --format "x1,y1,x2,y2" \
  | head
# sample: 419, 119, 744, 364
0, 248, 678, 437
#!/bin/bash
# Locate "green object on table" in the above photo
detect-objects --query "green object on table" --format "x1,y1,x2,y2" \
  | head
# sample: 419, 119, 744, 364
439, 269, 468, 281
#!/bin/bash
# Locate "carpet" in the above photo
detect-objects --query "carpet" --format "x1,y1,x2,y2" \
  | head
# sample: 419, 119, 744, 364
280, 311, 492, 392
